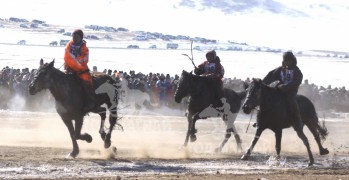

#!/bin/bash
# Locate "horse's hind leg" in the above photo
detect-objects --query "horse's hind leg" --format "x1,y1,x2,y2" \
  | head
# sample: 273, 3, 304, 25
62, 117, 79, 158
241, 127, 264, 160
74, 116, 92, 143
104, 106, 118, 148
228, 113, 242, 151
306, 122, 329, 155
215, 123, 242, 152
295, 128, 314, 166
92, 107, 107, 141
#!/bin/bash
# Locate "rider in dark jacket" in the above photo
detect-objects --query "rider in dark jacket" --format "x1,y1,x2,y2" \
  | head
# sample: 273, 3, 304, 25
263, 51, 303, 130
194, 50, 225, 105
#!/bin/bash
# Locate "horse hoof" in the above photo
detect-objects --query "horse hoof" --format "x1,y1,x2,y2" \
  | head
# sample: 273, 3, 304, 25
320, 148, 329, 155
308, 162, 314, 167
241, 154, 250, 160
190, 135, 197, 142
112, 146, 117, 153
100, 132, 106, 141
85, 134, 93, 143
104, 141, 111, 149
66, 152, 78, 159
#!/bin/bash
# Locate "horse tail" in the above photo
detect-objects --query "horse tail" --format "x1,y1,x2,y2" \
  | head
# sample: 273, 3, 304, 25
300, 94, 328, 141
316, 119, 328, 141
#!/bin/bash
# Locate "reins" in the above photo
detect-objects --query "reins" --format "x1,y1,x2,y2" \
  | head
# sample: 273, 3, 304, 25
245, 107, 259, 133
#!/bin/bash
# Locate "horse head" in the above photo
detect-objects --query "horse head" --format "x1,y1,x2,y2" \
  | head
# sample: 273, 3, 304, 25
29, 59, 55, 95
242, 78, 262, 114
174, 70, 192, 103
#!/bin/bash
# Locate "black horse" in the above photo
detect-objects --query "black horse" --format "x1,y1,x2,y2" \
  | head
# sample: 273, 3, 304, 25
241, 78, 329, 166
174, 70, 246, 152
29, 59, 119, 158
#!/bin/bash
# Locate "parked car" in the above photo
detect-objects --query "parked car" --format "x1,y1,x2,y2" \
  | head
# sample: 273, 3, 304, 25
49, 41, 58, 46
85, 35, 99, 40
19, 24, 29, 28
17, 40, 26, 45
193, 46, 201, 50
166, 43, 178, 49
63, 32, 71, 36
59, 40, 69, 46
104, 35, 113, 40
149, 45, 157, 49
57, 29, 65, 33
127, 45, 139, 49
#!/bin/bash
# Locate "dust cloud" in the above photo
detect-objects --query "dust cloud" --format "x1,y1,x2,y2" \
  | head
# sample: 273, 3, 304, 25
0, 109, 348, 160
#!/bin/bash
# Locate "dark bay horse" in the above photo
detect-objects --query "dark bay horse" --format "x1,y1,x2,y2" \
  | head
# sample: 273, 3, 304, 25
174, 70, 246, 152
29, 59, 119, 158
241, 78, 329, 166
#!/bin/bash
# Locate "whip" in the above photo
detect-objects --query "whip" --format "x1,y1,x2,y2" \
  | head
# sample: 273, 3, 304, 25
182, 40, 197, 69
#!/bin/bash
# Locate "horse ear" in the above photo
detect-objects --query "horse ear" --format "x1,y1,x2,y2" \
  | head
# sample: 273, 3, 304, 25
48, 60, 55, 68
40, 59, 44, 66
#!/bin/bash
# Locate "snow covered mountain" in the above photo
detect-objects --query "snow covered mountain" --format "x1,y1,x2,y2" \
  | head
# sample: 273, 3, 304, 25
0, 0, 348, 51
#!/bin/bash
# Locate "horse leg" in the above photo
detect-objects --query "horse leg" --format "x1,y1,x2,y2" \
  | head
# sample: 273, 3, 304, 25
306, 122, 329, 155
62, 117, 79, 158
295, 127, 314, 166
183, 112, 195, 147
189, 112, 200, 142
104, 106, 117, 148
241, 127, 264, 160
275, 130, 282, 160
74, 116, 92, 143
227, 113, 242, 151
215, 122, 242, 152
92, 107, 107, 141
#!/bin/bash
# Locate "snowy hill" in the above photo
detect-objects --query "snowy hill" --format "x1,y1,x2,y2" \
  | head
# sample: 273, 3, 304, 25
0, 0, 348, 52
0, 16, 348, 59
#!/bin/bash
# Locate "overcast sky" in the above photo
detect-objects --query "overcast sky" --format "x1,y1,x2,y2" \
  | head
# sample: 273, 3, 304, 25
0, 0, 348, 51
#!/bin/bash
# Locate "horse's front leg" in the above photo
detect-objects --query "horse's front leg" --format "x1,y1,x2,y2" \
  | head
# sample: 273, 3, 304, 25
183, 112, 196, 146
189, 113, 200, 142
241, 127, 264, 160
62, 117, 79, 158
92, 107, 107, 141
74, 116, 92, 143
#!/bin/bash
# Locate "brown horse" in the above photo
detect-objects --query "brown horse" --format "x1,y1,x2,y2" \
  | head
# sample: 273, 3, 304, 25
29, 59, 119, 158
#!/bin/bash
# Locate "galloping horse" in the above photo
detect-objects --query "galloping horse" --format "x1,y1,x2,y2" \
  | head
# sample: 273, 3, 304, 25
174, 70, 246, 152
29, 59, 119, 158
241, 78, 329, 166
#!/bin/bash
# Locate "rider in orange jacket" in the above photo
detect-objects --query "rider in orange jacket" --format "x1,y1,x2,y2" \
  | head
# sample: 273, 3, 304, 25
64, 29, 95, 112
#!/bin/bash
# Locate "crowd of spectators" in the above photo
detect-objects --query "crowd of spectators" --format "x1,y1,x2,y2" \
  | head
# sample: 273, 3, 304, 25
1, 65, 349, 114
